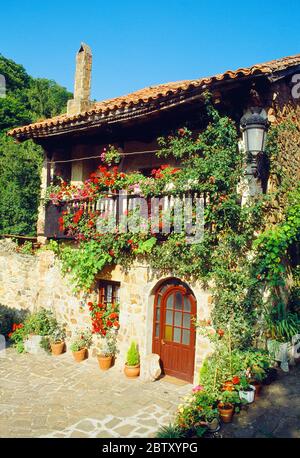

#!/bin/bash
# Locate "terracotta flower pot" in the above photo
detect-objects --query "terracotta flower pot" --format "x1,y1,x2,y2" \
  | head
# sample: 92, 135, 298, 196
72, 348, 87, 362
217, 402, 235, 423
124, 363, 140, 378
222, 380, 234, 391
50, 341, 65, 356
251, 381, 263, 399
97, 354, 113, 371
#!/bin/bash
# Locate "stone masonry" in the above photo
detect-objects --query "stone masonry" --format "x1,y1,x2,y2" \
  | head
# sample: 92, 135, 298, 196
0, 239, 214, 384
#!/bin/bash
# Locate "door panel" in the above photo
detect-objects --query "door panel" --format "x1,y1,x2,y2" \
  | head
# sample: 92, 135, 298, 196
152, 284, 196, 383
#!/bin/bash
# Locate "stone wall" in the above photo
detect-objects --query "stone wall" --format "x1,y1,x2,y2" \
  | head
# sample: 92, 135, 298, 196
0, 239, 214, 384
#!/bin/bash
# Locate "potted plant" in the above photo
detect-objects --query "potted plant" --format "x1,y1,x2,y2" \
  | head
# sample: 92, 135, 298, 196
236, 375, 255, 403
49, 325, 66, 356
202, 407, 220, 433
9, 308, 58, 354
70, 329, 92, 362
249, 365, 265, 398
97, 331, 119, 371
217, 390, 240, 423
124, 341, 140, 378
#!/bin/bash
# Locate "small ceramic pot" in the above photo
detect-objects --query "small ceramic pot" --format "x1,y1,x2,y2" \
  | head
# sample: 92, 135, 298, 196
50, 341, 65, 356
72, 348, 87, 362
97, 354, 113, 371
217, 402, 235, 423
239, 385, 255, 403
124, 363, 140, 378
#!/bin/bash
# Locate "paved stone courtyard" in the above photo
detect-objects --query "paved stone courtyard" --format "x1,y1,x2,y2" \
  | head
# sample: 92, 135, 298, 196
1, 348, 300, 438
0, 348, 191, 438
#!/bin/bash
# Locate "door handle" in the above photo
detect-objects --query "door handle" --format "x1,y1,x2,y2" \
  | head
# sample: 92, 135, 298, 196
161, 339, 166, 345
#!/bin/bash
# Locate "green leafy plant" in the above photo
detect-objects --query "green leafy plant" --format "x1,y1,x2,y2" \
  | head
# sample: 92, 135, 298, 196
98, 331, 119, 357
264, 311, 300, 342
22, 308, 57, 336
70, 329, 92, 352
40, 336, 51, 353
100, 145, 121, 166
126, 341, 140, 366
49, 324, 66, 343
8, 308, 62, 352
218, 390, 240, 405
235, 375, 251, 392
18, 241, 33, 255
156, 423, 186, 438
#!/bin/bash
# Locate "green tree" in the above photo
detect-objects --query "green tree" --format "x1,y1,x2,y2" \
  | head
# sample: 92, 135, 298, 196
27, 78, 72, 120
0, 134, 42, 235
0, 54, 72, 235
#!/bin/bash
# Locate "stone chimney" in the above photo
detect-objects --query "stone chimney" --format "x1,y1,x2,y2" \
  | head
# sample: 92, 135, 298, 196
67, 43, 93, 116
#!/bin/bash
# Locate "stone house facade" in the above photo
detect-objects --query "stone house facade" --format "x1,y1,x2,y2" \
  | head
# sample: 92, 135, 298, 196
7, 45, 300, 383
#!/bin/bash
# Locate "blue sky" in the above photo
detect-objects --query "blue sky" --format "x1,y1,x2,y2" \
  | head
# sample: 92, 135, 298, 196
1, 0, 300, 101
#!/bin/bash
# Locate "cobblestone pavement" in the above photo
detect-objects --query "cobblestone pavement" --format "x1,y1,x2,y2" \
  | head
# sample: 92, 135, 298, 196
0, 348, 191, 438
1, 348, 300, 438
221, 361, 300, 438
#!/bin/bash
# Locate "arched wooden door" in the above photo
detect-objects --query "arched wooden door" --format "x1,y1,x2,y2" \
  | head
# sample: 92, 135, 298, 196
152, 282, 196, 382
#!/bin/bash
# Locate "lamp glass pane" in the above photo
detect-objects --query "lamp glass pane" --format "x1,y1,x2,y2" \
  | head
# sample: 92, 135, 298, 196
246, 126, 265, 152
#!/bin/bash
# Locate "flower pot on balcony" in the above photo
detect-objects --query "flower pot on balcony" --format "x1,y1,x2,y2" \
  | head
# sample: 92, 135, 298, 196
50, 341, 65, 356
97, 354, 113, 371
72, 348, 87, 362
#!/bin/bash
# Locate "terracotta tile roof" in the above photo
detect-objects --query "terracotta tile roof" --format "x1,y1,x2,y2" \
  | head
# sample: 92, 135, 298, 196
8, 53, 300, 139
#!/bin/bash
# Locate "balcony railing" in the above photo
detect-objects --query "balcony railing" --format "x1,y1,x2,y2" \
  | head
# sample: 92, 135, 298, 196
44, 192, 207, 239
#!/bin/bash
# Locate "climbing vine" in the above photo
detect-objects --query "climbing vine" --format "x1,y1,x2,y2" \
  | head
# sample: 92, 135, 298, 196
46, 101, 300, 348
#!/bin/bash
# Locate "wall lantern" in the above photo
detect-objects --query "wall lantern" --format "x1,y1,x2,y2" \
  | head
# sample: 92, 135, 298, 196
240, 109, 268, 178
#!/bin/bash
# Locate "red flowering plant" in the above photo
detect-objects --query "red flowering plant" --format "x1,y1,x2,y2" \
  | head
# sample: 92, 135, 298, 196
88, 300, 120, 357
8, 322, 24, 338
88, 301, 120, 336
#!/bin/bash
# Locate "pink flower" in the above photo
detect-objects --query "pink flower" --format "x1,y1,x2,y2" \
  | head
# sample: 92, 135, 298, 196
192, 385, 204, 393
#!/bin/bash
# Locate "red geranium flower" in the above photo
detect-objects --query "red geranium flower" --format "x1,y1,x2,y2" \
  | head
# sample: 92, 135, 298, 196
232, 376, 240, 385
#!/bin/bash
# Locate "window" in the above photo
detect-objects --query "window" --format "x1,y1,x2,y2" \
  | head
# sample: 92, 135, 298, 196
98, 280, 120, 305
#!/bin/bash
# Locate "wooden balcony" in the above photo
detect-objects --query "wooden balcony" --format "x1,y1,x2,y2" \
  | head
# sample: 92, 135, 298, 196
44, 192, 206, 239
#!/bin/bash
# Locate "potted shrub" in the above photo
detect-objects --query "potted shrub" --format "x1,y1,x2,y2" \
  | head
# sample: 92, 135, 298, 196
193, 389, 220, 432
124, 341, 140, 378
49, 325, 66, 356
9, 308, 57, 354
70, 329, 92, 362
236, 375, 255, 403
249, 365, 265, 398
202, 407, 220, 433
265, 312, 300, 372
217, 390, 240, 423
97, 331, 119, 371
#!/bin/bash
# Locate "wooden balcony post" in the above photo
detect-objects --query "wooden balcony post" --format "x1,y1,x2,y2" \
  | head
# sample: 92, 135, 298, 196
37, 151, 51, 244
